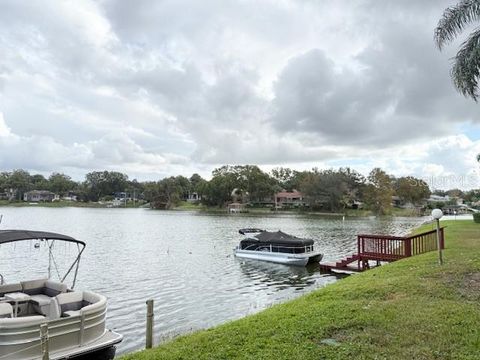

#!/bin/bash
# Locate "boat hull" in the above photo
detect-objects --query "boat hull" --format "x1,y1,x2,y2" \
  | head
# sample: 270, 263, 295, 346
234, 249, 323, 266
0, 291, 122, 360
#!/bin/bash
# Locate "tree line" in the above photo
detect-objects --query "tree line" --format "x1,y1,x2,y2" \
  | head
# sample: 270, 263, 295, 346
0, 165, 439, 215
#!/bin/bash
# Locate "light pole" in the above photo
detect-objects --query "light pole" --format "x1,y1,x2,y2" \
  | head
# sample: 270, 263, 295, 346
431, 208, 443, 265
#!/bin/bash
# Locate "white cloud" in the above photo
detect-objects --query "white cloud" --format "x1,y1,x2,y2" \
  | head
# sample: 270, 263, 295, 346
0, 0, 479, 187
0, 113, 12, 137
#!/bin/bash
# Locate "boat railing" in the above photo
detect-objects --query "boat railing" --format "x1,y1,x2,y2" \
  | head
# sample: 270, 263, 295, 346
241, 243, 315, 254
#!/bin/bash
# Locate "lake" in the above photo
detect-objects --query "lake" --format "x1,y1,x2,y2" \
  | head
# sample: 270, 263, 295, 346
0, 207, 425, 354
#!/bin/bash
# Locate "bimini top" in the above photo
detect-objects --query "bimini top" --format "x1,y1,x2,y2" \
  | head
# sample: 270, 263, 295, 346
245, 230, 314, 246
0, 230, 86, 247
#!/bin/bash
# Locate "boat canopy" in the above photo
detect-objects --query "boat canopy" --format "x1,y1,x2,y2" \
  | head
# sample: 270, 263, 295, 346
0, 230, 86, 289
239, 228, 265, 235
0, 230, 85, 247
245, 230, 314, 246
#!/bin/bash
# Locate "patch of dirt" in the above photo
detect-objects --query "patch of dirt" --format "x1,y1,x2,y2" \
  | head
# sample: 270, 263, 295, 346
458, 272, 480, 301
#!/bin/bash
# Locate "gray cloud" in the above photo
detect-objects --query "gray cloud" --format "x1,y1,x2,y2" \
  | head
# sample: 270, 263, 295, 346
0, 0, 479, 182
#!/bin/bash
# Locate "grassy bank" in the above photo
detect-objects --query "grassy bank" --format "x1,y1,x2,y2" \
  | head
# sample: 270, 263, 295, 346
173, 203, 422, 217
120, 220, 480, 359
0, 200, 147, 208
0, 200, 106, 208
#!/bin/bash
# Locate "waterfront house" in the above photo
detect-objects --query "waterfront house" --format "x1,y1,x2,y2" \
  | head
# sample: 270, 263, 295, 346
23, 190, 56, 202
275, 190, 305, 208
0, 189, 17, 201
228, 202, 247, 213
185, 192, 200, 202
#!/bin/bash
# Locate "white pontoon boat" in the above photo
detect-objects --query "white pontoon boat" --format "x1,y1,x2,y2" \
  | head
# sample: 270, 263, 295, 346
234, 229, 323, 266
0, 230, 122, 360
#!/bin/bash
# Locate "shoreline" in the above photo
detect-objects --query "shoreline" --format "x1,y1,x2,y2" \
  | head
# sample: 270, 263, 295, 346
120, 220, 480, 359
0, 201, 426, 218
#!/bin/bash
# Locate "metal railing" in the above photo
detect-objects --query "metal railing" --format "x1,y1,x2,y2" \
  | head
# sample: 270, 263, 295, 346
241, 243, 315, 254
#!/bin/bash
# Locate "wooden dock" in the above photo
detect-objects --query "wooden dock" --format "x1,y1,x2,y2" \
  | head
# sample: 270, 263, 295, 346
320, 227, 445, 272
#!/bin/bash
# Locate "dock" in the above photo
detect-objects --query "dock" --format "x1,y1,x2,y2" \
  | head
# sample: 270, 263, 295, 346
320, 227, 445, 272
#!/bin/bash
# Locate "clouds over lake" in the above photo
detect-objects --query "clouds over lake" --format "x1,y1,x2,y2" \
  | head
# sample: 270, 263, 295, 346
0, 0, 479, 187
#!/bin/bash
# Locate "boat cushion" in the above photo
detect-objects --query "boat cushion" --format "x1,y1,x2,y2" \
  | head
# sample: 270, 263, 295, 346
21, 279, 68, 298
0, 303, 13, 318
56, 292, 89, 313
30, 294, 52, 307
44, 280, 68, 297
21, 279, 47, 295
48, 297, 61, 320
0, 283, 22, 297
63, 310, 81, 317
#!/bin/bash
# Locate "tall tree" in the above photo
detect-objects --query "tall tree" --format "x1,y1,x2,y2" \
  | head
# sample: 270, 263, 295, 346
144, 177, 184, 209
395, 176, 431, 206
84, 171, 129, 201
48, 173, 76, 195
435, 1, 480, 100
364, 168, 394, 215
7, 169, 32, 200
300, 168, 364, 212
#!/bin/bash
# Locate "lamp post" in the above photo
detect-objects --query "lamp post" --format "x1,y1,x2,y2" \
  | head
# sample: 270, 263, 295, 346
431, 208, 443, 265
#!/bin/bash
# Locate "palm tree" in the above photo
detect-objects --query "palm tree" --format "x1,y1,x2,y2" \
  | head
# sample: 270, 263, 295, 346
434, 1, 480, 101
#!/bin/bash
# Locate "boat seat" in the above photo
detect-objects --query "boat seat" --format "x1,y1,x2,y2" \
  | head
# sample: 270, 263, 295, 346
0, 283, 22, 297
30, 294, 51, 307
56, 291, 103, 317
20, 279, 48, 295
47, 297, 61, 320
0, 303, 13, 318
21, 279, 68, 297
24, 280, 68, 316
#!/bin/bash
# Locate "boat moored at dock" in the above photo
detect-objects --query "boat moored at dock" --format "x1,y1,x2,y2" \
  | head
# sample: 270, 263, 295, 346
0, 230, 122, 360
234, 229, 323, 266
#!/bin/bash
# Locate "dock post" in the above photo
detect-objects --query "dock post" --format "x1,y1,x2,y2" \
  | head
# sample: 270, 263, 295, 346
146, 299, 154, 349
40, 323, 49, 360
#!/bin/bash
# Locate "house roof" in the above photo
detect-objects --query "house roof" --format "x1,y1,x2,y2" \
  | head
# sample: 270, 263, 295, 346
275, 190, 302, 198
25, 190, 55, 195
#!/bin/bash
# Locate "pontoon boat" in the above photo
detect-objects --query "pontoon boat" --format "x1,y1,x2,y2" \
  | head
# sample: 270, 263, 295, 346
234, 229, 323, 266
0, 230, 122, 360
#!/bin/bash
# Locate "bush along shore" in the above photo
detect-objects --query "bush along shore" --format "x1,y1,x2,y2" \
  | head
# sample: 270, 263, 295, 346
120, 220, 480, 360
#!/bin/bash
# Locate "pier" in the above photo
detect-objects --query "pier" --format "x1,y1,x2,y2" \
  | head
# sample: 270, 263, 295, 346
320, 227, 445, 272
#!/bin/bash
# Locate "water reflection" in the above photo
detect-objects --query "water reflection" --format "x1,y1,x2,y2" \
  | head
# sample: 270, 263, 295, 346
0, 207, 425, 354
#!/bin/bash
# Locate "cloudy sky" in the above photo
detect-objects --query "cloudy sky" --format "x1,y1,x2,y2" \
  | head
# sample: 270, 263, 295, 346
1, 0, 479, 189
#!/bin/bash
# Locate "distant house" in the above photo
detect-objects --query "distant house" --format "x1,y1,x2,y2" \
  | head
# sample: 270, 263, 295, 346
23, 190, 56, 202
186, 192, 200, 202
62, 191, 78, 202
428, 195, 463, 206
442, 204, 469, 215
428, 195, 450, 203
0, 189, 17, 201
275, 190, 305, 208
228, 202, 247, 213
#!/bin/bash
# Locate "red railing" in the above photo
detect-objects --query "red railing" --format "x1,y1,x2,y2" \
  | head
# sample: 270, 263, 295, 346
357, 228, 444, 262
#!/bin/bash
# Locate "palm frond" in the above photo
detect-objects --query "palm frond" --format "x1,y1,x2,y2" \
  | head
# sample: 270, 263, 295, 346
435, 0, 480, 49
451, 28, 480, 100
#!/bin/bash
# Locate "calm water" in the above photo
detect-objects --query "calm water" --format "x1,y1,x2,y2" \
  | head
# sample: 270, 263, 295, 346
0, 207, 425, 354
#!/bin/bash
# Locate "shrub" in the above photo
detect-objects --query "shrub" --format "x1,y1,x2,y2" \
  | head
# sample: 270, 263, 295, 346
473, 212, 480, 223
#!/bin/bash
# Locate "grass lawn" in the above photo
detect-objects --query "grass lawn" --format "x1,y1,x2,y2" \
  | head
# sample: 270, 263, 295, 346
121, 220, 480, 360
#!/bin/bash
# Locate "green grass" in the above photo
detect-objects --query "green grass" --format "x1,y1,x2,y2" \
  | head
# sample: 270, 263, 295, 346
120, 220, 480, 360
0, 200, 147, 208
0, 200, 105, 208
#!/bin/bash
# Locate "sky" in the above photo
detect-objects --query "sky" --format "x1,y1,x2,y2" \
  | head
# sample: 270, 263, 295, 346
1, 0, 480, 190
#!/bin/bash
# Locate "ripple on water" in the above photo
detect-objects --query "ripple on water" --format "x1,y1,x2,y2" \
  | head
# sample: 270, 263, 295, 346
0, 208, 425, 354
